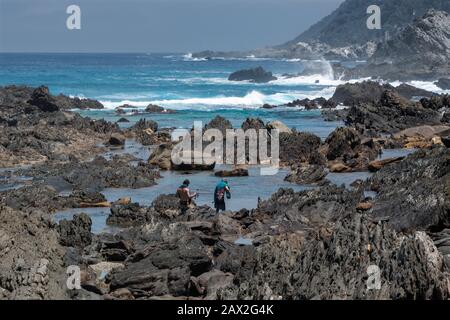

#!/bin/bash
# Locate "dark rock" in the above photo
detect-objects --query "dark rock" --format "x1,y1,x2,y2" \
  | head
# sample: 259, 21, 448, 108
331, 81, 394, 105
241, 117, 265, 131
285, 165, 326, 184
145, 104, 175, 114
369, 147, 450, 232
117, 117, 130, 123
108, 133, 125, 146
57, 213, 92, 248
205, 116, 233, 134
130, 119, 158, 133
279, 131, 324, 166
109, 236, 212, 297
286, 97, 336, 109
228, 67, 277, 83
420, 95, 450, 111
227, 214, 449, 300
395, 84, 435, 100
215, 168, 249, 177
107, 203, 151, 227
346, 90, 442, 135
325, 127, 361, 161
27, 86, 60, 112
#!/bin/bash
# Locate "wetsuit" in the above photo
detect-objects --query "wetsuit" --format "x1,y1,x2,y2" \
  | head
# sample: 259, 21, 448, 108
214, 180, 231, 214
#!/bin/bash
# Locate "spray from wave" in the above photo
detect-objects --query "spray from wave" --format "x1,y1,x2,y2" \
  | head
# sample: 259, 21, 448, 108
99, 87, 337, 111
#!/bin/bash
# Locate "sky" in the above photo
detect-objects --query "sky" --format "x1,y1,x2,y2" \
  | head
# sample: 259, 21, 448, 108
0, 0, 344, 53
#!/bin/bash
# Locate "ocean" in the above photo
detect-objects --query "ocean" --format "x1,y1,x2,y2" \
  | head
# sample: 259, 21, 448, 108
1, 52, 433, 232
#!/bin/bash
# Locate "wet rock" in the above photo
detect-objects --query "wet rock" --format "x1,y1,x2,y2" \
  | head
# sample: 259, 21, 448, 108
116, 117, 129, 123
228, 67, 277, 83
108, 133, 125, 146
286, 97, 336, 109
145, 104, 175, 114
57, 213, 92, 248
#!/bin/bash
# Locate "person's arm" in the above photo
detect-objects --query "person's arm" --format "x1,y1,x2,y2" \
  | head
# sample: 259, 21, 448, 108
225, 186, 231, 198
187, 188, 197, 199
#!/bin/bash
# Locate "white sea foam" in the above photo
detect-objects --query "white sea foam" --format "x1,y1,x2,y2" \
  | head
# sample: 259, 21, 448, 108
98, 86, 338, 111
182, 53, 208, 62
390, 80, 450, 95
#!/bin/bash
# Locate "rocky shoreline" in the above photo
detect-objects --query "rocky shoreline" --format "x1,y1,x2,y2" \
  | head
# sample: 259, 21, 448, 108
0, 83, 449, 300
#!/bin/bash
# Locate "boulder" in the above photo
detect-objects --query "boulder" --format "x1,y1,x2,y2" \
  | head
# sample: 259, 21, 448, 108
57, 213, 92, 248
205, 116, 233, 133
241, 117, 265, 131
27, 86, 60, 112
285, 165, 327, 184
228, 67, 277, 83
145, 104, 175, 114
279, 131, 324, 166
266, 120, 291, 134
108, 133, 126, 146
325, 127, 361, 160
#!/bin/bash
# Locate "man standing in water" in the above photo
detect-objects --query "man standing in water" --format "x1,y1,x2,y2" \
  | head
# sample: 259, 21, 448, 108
214, 179, 231, 214
176, 179, 197, 215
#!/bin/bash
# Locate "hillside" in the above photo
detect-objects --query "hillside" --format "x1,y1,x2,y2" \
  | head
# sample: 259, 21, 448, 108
286, 0, 450, 47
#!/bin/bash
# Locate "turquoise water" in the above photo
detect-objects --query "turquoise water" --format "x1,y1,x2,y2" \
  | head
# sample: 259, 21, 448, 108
0, 53, 344, 232
0, 53, 343, 139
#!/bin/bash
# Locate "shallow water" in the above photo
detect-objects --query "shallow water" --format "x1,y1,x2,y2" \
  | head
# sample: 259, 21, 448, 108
54, 165, 309, 234
377, 148, 416, 160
